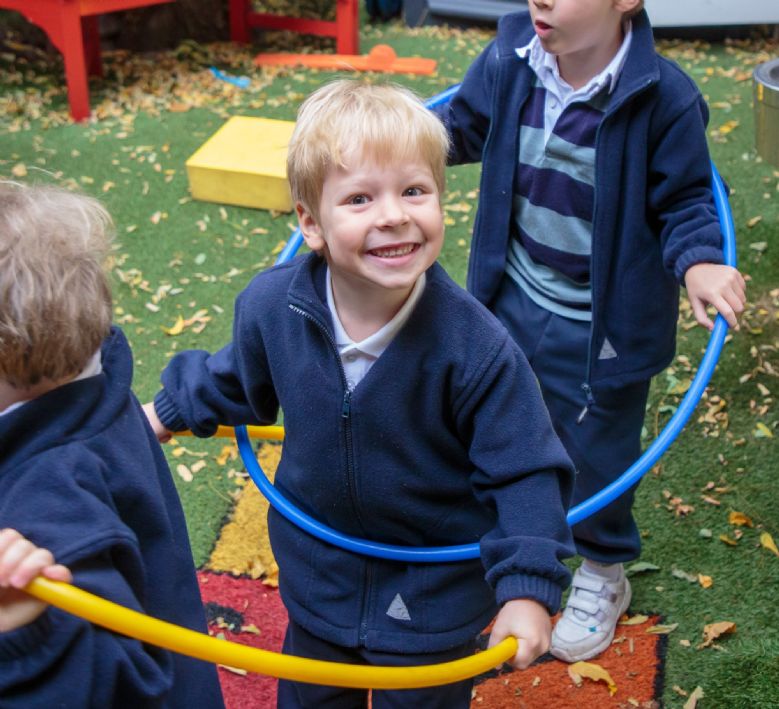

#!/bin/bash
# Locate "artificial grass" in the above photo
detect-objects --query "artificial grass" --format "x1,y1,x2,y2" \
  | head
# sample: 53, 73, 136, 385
1, 10, 777, 706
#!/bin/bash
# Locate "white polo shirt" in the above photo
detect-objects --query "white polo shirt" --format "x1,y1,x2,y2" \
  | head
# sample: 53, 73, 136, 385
326, 268, 426, 391
515, 22, 633, 143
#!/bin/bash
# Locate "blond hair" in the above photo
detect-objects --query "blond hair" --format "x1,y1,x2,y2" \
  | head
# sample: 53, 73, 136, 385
287, 80, 450, 221
0, 183, 113, 387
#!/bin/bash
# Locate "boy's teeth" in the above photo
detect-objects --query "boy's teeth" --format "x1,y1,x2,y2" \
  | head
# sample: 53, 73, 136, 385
371, 244, 415, 257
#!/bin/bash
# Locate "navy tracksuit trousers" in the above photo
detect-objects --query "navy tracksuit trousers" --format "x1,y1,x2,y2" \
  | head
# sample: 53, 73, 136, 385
277, 619, 476, 708
491, 276, 651, 563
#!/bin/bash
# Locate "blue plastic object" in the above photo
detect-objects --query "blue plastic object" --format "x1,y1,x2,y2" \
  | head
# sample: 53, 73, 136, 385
237, 89, 737, 562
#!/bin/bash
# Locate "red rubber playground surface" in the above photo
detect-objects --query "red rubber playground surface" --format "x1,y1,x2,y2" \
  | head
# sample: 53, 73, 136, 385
197, 445, 665, 708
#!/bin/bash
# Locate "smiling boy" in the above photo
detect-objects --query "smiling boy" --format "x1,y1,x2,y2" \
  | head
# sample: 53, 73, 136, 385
145, 80, 576, 708
434, 0, 746, 663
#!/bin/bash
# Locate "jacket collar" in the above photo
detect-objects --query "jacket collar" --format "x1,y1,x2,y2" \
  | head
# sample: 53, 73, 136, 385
495, 10, 659, 106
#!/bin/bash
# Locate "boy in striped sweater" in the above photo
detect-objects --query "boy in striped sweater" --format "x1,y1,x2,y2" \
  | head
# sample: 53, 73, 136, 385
435, 0, 746, 662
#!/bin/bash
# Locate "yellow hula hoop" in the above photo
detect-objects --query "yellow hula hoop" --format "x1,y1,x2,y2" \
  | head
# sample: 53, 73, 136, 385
176, 425, 285, 441
25, 577, 517, 688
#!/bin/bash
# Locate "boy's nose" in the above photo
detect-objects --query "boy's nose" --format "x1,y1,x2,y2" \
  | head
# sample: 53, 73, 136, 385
376, 196, 410, 228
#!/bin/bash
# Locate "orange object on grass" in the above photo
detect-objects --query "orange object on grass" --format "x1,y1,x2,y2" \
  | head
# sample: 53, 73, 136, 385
254, 44, 437, 76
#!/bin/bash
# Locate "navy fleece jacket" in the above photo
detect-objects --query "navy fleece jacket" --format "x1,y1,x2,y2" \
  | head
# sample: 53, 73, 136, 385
0, 328, 223, 709
434, 10, 724, 389
154, 254, 575, 653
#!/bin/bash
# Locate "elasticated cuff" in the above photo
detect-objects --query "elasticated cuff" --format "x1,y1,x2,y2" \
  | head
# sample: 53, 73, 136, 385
674, 246, 725, 284
153, 389, 187, 433
494, 575, 564, 616
0, 611, 52, 661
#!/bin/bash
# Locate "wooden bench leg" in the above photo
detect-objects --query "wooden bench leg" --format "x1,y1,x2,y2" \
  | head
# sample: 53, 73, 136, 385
83, 15, 103, 77
229, 0, 250, 43
336, 0, 359, 55
59, 8, 92, 121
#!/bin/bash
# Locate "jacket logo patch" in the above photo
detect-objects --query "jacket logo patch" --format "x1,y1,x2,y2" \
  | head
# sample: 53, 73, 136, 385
598, 337, 618, 360
386, 593, 411, 621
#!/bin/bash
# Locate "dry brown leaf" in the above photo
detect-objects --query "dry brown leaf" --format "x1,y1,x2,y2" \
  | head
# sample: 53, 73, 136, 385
619, 614, 650, 626
568, 661, 617, 696
760, 532, 779, 557
729, 511, 754, 527
176, 464, 193, 483
698, 574, 713, 589
698, 621, 736, 649
647, 623, 679, 635
684, 686, 705, 709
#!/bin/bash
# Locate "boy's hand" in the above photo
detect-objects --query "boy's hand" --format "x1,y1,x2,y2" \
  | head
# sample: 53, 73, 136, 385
487, 598, 551, 670
0, 529, 72, 633
685, 263, 746, 332
142, 402, 173, 443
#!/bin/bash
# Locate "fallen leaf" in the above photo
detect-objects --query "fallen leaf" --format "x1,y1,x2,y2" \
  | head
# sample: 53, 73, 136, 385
218, 664, 248, 676
11, 163, 27, 177
746, 215, 763, 228
698, 574, 713, 589
698, 621, 736, 649
672, 567, 698, 583
647, 623, 679, 635
754, 422, 773, 438
162, 315, 186, 336
728, 511, 754, 527
626, 561, 660, 576
619, 614, 650, 626
719, 534, 738, 546
568, 661, 617, 696
176, 464, 193, 482
684, 686, 704, 709
760, 532, 779, 557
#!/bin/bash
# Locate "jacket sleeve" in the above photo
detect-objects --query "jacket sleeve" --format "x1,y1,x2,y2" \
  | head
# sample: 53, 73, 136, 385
0, 460, 175, 707
432, 39, 498, 165
454, 334, 575, 613
154, 284, 279, 436
647, 93, 725, 282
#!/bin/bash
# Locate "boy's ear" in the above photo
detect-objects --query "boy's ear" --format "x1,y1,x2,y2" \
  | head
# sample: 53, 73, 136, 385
296, 202, 325, 252
613, 0, 641, 13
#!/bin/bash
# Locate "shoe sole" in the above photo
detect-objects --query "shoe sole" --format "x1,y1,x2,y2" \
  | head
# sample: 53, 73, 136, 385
550, 579, 633, 663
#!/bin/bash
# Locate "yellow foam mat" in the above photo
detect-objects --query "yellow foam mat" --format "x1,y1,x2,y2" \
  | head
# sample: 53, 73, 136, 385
186, 116, 295, 212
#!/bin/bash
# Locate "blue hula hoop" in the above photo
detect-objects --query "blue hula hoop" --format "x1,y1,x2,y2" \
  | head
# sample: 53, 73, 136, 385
237, 88, 737, 562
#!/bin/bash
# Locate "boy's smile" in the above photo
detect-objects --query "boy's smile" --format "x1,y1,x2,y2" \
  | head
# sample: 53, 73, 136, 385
297, 151, 444, 329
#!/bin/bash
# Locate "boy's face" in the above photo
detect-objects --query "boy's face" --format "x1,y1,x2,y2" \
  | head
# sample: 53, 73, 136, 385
297, 151, 444, 301
529, 0, 635, 59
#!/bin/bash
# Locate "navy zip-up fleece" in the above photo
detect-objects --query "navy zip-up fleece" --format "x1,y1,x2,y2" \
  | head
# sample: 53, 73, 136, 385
0, 328, 223, 708
434, 10, 724, 389
154, 254, 575, 653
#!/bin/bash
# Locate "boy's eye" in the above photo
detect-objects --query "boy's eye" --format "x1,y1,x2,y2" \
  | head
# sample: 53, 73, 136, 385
348, 194, 369, 205
404, 186, 424, 197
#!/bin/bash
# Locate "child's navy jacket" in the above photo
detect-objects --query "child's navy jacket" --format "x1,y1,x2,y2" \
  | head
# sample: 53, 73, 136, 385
154, 254, 575, 653
0, 327, 223, 709
435, 10, 725, 390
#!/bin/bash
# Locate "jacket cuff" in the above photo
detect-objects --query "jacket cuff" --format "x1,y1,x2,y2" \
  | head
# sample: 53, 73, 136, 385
494, 575, 564, 615
674, 246, 725, 283
153, 389, 187, 433
0, 611, 52, 661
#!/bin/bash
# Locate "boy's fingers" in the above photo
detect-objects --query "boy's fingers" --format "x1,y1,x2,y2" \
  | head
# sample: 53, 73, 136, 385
690, 298, 713, 331
10, 547, 56, 588
0, 537, 37, 585
42, 564, 73, 584
713, 296, 739, 329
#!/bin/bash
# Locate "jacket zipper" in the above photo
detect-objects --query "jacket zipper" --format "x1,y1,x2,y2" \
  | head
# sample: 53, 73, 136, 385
289, 303, 373, 644
579, 77, 655, 423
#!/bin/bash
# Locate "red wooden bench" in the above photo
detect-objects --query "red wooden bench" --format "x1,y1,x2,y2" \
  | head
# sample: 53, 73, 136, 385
229, 0, 359, 55
0, 0, 173, 121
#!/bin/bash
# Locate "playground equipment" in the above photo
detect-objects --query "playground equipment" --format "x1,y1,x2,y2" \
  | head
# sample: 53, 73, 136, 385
22, 87, 737, 688
254, 44, 437, 76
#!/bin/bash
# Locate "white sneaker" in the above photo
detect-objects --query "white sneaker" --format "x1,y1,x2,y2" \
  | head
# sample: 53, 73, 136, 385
550, 562, 632, 663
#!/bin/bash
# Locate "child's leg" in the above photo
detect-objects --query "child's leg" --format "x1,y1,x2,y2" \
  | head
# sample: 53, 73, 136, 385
277, 620, 368, 708
490, 275, 648, 561
491, 276, 650, 661
277, 619, 475, 709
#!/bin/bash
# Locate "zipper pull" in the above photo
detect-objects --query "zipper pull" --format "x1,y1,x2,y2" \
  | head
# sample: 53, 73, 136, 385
342, 390, 351, 418
577, 383, 595, 424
